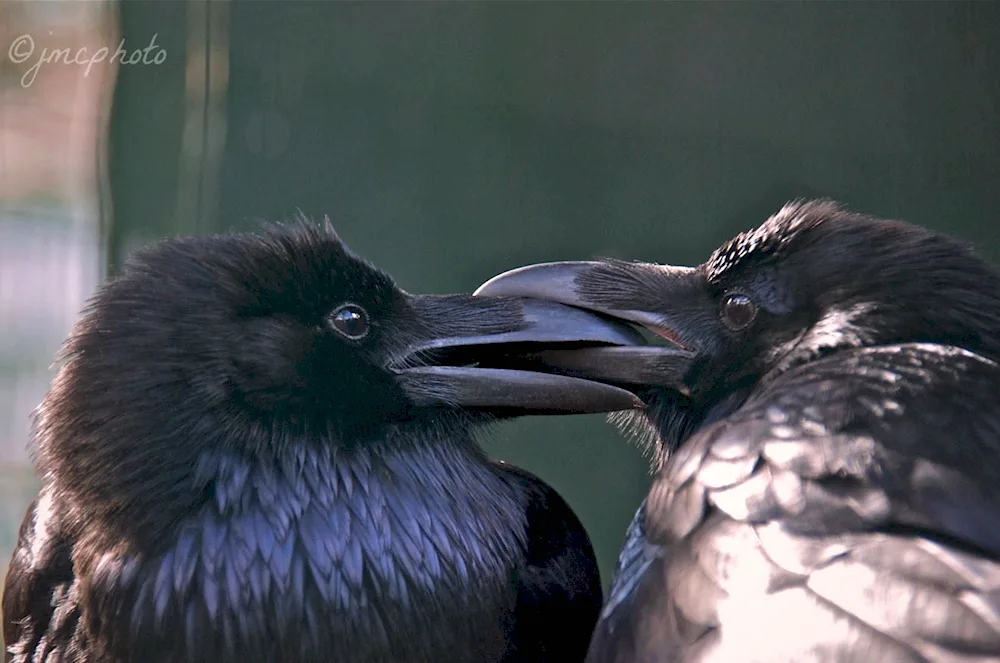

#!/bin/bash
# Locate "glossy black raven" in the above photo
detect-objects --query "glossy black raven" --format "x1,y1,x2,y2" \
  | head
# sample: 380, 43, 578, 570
476, 200, 1000, 662
2, 219, 649, 663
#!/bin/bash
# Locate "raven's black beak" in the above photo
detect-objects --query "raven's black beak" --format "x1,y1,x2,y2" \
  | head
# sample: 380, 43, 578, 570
473, 261, 700, 394
393, 294, 648, 414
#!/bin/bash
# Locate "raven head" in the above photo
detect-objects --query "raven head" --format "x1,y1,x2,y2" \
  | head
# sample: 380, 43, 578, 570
475, 200, 1000, 457
35, 217, 642, 547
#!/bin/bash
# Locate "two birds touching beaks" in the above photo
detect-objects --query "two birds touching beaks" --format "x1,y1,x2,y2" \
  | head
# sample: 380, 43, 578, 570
6, 199, 1000, 662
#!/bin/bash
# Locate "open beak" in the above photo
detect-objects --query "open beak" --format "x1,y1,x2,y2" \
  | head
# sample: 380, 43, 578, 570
473, 261, 700, 394
393, 295, 648, 414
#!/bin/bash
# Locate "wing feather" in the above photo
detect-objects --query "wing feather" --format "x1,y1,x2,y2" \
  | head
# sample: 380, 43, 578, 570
589, 344, 1000, 663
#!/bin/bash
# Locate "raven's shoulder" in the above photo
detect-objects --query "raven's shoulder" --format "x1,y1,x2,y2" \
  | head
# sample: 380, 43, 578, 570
3, 490, 83, 663
589, 343, 1000, 662
492, 462, 602, 662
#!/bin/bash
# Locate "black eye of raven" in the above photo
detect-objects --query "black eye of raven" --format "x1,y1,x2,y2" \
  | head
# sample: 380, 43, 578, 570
330, 303, 369, 339
720, 293, 757, 330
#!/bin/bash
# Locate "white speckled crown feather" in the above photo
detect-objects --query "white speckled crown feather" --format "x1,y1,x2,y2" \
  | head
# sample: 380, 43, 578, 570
704, 199, 839, 282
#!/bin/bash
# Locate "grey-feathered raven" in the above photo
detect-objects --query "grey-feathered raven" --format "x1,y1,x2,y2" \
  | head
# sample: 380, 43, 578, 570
3, 219, 649, 663
476, 200, 1000, 662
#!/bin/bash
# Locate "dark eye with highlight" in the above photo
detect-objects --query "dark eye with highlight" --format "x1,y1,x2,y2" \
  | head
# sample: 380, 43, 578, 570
330, 304, 369, 339
720, 293, 757, 331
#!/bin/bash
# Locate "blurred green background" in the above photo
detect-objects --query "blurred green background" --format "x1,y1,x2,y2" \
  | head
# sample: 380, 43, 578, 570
1, 0, 999, 602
